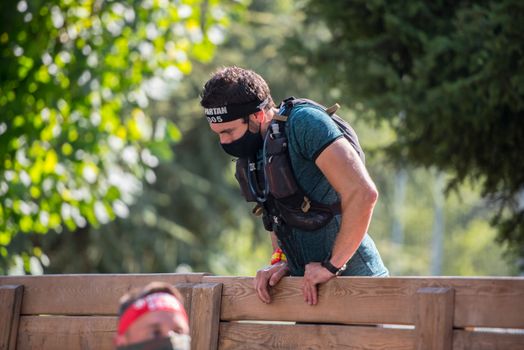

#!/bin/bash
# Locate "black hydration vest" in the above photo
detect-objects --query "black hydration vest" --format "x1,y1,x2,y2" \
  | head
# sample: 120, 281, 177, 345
234, 97, 365, 234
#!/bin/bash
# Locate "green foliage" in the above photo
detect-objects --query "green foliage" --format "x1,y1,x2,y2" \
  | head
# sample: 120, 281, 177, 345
345, 114, 515, 276
0, 0, 247, 273
23, 0, 328, 276
288, 0, 524, 266
5, 0, 515, 277
369, 166, 517, 276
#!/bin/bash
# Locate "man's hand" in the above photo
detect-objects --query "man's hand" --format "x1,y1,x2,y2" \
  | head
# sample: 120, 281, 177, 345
254, 261, 290, 304
303, 262, 335, 305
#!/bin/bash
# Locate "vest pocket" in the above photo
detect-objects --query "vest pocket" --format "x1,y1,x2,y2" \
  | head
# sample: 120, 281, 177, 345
275, 199, 333, 231
264, 137, 300, 199
234, 158, 257, 202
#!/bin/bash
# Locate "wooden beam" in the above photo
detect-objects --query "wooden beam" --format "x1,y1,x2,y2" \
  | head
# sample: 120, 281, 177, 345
204, 276, 414, 325
415, 287, 454, 350
190, 283, 223, 350
17, 315, 116, 350
218, 322, 415, 350
0, 285, 23, 350
203, 276, 524, 328
451, 278, 524, 329
0, 273, 206, 315
173, 282, 197, 319
453, 329, 524, 350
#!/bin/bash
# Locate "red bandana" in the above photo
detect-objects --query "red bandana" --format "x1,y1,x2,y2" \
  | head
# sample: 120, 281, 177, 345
117, 292, 188, 336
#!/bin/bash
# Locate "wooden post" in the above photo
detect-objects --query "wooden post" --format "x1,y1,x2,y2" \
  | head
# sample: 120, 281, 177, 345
0, 285, 24, 350
174, 282, 198, 318
415, 287, 454, 350
189, 283, 222, 350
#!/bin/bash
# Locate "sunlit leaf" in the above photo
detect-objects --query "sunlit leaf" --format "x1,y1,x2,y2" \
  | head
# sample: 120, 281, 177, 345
0, 0, 248, 274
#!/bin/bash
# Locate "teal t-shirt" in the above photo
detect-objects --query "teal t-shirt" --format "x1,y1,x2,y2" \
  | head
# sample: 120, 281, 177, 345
274, 103, 389, 277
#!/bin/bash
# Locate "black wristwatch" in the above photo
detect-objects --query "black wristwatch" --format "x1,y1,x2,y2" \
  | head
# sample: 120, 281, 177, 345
321, 256, 347, 276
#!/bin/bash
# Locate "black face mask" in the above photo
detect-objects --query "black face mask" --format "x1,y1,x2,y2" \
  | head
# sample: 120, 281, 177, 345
221, 126, 263, 158
116, 334, 191, 350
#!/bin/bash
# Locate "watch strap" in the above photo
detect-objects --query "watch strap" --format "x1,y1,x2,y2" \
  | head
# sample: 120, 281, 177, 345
321, 257, 347, 276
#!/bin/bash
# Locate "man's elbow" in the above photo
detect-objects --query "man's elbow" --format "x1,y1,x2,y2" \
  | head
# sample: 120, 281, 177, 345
342, 183, 378, 209
362, 184, 379, 208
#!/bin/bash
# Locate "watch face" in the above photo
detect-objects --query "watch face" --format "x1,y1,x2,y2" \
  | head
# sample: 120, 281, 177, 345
336, 263, 347, 276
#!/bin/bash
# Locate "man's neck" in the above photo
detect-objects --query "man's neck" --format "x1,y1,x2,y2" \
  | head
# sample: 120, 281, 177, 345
261, 108, 277, 136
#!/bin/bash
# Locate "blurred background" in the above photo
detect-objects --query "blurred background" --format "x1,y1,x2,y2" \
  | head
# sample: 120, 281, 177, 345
1, 0, 522, 276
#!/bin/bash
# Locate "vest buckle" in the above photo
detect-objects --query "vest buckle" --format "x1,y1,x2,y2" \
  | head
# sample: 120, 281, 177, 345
252, 204, 264, 217
301, 196, 311, 213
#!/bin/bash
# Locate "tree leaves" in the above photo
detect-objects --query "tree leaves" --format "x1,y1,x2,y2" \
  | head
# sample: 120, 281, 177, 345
0, 0, 246, 273
291, 0, 524, 266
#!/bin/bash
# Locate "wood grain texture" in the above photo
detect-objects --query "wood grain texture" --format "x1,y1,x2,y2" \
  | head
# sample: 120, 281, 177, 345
173, 282, 196, 320
16, 315, 116, 350
204, 276, 413, 325
4, 275, 524, 350
218, 322, 415, 350
0, 285, 23, 350
415, 287, 454, 350
190, 283, 223, 350
0, 273, 206, 315
203, 276, 524, 328
453, 329, 524, 350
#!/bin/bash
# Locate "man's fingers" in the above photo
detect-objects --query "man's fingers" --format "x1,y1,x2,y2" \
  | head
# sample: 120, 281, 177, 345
302, 279, 307, 303
303, 278, 313, 305
257, 284, 270, 303
303, 263, 324, 305
258, 285, 270, 303
308, 282, 316, 305
255, 269, 274, 304
310, 284, 318, 305
269, 265, 287, 286
255, 263, 290, 304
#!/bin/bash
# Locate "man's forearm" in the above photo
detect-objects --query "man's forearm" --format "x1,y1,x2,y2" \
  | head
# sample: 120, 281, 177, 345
314, 138, 379, 270
329, 187, 377, 268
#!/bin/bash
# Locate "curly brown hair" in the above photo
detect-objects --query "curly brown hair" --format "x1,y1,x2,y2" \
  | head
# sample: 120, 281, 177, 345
200, 66, 274, 110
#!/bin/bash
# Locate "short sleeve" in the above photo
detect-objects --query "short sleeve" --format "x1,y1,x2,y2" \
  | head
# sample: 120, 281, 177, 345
287, 105, 343, 160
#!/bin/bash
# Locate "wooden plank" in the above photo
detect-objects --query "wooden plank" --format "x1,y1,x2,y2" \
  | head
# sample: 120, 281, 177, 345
450, 279, 524, 329
415, 287, 454, 350
190, 283, 223, 350
173, 282, 196, 320
203, 276, 524, 328
16, 315, 116, 350
204, 276, 415, 325
0, 285, 23, 350
453, 329, 524, 350
218, 322, 415, 350
0, 273, 206, 315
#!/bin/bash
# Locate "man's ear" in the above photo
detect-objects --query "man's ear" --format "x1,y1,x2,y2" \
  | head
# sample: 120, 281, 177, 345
252, 110, 265, 123
115, 334, 127, 347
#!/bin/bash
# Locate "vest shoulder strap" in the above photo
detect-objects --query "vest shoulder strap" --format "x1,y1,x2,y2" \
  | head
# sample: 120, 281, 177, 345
272, 113, 288, 122
278, 96, 366, 163
325, 103, 340, 116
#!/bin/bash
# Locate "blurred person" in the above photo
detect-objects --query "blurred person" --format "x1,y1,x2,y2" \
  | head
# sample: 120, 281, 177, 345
200, 66, 388, 306
115, 282, 190, 350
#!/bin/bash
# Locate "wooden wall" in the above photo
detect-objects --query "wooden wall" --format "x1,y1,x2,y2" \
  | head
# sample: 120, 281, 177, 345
1, 274, 523, 350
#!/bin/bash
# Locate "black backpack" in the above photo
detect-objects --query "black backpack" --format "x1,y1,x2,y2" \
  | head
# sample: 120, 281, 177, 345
278, 96, 365, 163
235, 96, 366, 233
